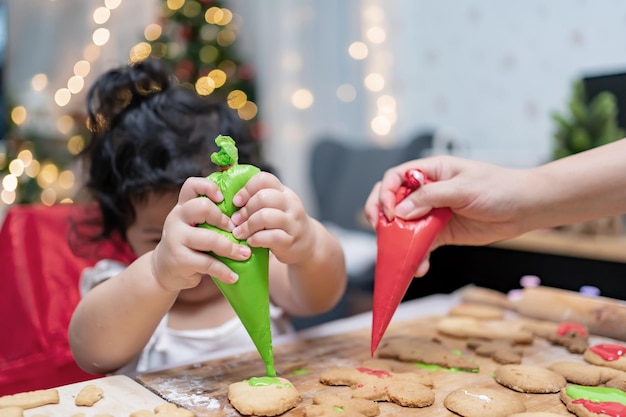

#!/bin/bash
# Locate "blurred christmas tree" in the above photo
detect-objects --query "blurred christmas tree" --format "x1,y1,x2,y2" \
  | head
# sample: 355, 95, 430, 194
1, 0, 258, 208
139, 0, 258, 125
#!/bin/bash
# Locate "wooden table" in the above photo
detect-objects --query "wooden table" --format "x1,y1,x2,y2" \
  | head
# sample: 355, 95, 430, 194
136, 292, 619, 416
491, 228, 626, 263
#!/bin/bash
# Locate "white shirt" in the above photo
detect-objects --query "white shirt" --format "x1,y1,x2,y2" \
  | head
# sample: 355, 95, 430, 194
79, 260, 294, 376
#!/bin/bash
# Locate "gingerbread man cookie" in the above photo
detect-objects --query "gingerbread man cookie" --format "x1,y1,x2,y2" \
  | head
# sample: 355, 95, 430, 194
319, 367, 434, 408
437, 316, 534, 344
304, 392, 379, 417
377, 336, 478, 372
448, 302, 505, 320
466, 338, 524, 364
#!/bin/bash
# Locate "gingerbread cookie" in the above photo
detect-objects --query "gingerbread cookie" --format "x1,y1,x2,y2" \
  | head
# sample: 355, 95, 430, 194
75, 384, 104, 406
526, 321, 589, 354
377, 336, 478, 372
437, 316, 534, 344
466, 338, 524, 364
0, 389, 59, 409
448, 302, 505, 320
319, 367, 434, 407
583, 343, 626, 371
559, 384, 626, 417
304, 392, 379, 417
360, 358, 434, 375
443, 386, 525, 417
494, 364, 566, 393
548, 361, 626, 390
228, 376, 301, 416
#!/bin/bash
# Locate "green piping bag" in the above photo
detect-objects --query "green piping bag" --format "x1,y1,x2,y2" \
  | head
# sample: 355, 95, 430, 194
197, 135, 275, 376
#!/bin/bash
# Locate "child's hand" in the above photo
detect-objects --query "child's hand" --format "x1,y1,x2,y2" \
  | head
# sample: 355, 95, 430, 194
229, 172, 315, 265
151, 177, 252, 291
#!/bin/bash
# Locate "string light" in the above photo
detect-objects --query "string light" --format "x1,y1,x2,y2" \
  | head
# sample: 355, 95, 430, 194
1, 0, 123, 207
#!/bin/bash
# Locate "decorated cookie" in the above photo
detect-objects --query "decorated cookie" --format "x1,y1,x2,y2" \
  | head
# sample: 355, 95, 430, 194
583, 343, 626, 372
494, 364, 566, 393
443, 386, 526, 417
466, 338, 524, 364
509, 413, 569, 417
437, 316, 534, 344
304, 392, 379, 417
526, 321, 589, 354
360, 358, 434, 376
448, 303, 505, 320
319, 367, 435, 407
377, 336, 479, 372
228, 376, 301, 416
560, 384, 626, 417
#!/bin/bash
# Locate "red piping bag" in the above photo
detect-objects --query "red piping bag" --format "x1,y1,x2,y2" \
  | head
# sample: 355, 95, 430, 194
371, 169, 452, 356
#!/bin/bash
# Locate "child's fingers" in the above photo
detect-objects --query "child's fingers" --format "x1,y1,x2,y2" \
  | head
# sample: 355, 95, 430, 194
186, 227, 251, 261
179, 191, 234, 231
178, 177, 223, 204
232, 172, 282, 208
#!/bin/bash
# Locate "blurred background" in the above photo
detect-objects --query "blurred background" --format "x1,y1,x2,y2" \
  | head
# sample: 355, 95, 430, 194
2, 0, 626, 318
2, 0, 626, 211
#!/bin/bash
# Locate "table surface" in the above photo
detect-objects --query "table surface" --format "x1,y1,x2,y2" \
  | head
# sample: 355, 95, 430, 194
135, 288, 620, 416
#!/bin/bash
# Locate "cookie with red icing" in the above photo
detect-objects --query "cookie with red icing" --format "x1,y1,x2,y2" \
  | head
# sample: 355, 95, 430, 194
560, 384, 626, 417
319, 367, 434, 408
584, 343, 626, 372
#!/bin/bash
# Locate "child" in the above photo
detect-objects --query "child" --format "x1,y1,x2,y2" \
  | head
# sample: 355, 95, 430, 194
68, 59, 347, 376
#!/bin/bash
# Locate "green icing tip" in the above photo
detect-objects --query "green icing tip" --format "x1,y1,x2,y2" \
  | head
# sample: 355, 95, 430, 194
333, 406, 346, 412
211, 135, 238, 167
292, 369, 310, 375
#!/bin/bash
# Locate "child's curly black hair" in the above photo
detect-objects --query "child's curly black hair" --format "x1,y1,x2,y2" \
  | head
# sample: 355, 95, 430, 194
77, 58, 267, 242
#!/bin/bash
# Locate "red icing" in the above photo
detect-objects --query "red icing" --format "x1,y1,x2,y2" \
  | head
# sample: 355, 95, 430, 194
590, 344, 626, 361
370, 170, 452, 356
573, 399, 626, 417
356, 367, 391, 378
557, 322, 587, 337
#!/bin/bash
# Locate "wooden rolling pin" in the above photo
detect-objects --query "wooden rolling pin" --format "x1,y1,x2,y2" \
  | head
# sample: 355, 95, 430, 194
460, 285, 626, 341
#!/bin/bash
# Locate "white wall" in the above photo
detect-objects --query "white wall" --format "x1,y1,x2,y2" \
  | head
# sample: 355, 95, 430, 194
230, 0, 626, 210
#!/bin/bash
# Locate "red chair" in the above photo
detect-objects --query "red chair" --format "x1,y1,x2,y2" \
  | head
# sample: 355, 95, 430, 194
0, 203, 136, 395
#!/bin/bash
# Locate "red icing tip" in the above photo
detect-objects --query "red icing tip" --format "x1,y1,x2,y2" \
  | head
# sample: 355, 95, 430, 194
370, 169, 451, 356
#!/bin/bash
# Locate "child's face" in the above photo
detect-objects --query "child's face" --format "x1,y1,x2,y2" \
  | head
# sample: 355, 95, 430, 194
126, 191, 178, 257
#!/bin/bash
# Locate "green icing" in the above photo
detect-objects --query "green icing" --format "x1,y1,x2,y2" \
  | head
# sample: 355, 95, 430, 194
414, 363, 478, 373
292, 369, 310, 375
210, 135, 238, 167
566, 384, 626, 405
451, 349, 463, 356
247, 376, 286, 387
333, 406, 345, 412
